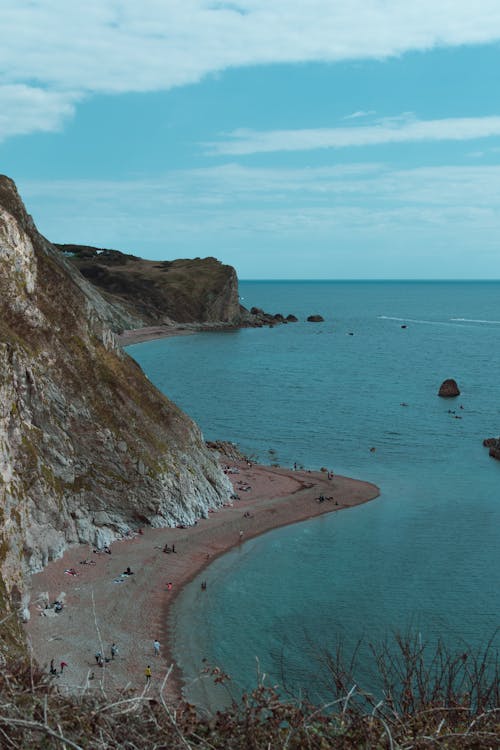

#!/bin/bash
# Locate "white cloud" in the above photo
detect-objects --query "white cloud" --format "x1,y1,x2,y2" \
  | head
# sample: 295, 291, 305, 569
207, 115, 500, 155
3, 2, 500, 138
0, 85, 79, 140
343, 110, 377, 120
18, 162, 500, 244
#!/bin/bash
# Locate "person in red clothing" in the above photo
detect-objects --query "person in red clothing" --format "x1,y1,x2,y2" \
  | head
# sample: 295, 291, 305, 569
60, 661, 68, 674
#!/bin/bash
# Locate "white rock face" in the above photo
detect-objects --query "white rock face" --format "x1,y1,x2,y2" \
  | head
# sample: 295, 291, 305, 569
0, 206, 46, 328
0, 176, 232, 620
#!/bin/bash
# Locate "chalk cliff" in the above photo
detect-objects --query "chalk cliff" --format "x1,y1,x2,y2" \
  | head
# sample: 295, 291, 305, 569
0, 176, 232, 619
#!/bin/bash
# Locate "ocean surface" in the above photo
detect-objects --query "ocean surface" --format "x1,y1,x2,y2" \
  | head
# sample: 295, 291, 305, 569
127, 281, 500, 708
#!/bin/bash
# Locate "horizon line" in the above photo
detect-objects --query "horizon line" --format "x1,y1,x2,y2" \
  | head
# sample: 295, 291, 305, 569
238, 278, 500, 282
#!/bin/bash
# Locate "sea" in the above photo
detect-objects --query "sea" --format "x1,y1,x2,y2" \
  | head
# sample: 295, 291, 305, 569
126, 281, 500, 709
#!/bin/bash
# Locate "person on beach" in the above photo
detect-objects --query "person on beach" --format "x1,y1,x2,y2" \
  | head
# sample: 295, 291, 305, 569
110, 643, 118, 660
166, 582, 173, 590
145, 665, 152, 683
239, 530, 243, 541
153, 639, 160, 656
60, 661, 68, 674
49, 659, 57, 676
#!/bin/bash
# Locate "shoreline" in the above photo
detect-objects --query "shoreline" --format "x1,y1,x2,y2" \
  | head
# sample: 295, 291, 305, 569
116, 322, 245, 347
116, 325, 198, 346
24, 461, 379, 702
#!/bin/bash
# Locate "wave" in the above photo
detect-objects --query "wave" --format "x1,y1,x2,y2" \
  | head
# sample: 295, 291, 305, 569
450, 318, 500, 324
379, 315, 500, 327
378, 316, 447, 326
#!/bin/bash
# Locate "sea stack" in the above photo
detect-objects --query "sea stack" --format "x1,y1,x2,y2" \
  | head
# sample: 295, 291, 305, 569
438, 379, 460, 398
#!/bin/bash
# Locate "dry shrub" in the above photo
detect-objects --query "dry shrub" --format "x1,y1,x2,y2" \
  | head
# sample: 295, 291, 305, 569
0, 634, 498, 749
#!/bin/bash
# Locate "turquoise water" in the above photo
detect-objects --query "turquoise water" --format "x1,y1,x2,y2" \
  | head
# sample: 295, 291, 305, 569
127, 281, 500, 706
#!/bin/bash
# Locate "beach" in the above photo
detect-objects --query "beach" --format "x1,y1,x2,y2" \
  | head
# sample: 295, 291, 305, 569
116, 325, 197, 346
24, 460, 379, 701
116, 322, 244, 347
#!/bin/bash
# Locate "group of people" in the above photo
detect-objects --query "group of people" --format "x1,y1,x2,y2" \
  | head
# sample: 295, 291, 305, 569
49, 659, 68, 676
223, 465, 240, 474
316, 494, 335, 503
95, 643, 118, 666
237, 481, 252, 492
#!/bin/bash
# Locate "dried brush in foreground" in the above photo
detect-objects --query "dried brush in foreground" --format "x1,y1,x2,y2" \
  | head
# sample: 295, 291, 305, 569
0, 642, 499, 749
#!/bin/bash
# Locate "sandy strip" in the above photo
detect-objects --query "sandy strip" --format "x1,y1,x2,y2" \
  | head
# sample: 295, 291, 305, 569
24, 462, 379, 701
116, 325, 197, 346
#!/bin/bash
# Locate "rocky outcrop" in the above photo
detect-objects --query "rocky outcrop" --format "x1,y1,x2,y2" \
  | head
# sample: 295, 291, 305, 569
438, 379, 460, 398
206, 441, 248, 463
307, 315, 324, 323
0, 176, 232, 619
483, 437, 500, 460
241, 307, 296, 328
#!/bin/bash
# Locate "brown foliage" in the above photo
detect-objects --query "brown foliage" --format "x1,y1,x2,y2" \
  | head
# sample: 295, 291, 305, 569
0, 636, 498, 750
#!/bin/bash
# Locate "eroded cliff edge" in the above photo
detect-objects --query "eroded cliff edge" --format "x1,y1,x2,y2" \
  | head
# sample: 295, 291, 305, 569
0, 176, 232, 619
56, 245, 243, 330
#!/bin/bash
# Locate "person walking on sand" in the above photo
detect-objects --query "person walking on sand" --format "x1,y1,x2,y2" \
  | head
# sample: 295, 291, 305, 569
153, 639, 160, 656
110, 643, 118, 660
60, 661, 68, 674
145, 665, 152, 684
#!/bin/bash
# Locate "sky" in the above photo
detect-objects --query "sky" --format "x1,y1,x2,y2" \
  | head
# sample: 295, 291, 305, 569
2, 2, 500, 279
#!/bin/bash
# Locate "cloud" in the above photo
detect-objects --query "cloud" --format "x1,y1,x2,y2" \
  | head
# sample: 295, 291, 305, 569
343, 110, 377, 120
207, 115, 500, 155
19, 162, 500, 244
0, 85, 79, 141
3, 2, 500, 138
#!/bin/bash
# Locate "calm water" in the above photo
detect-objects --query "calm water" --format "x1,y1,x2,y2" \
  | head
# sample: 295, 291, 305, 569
128, 281, 500, 707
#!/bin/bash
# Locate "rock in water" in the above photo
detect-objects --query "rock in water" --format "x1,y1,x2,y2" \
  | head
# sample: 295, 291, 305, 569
307, 315, 324, 322
483, 437, 500, 460
438, 379, 460, 398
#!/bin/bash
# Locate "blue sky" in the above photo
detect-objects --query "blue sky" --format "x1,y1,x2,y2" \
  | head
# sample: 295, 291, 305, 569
2, 2, 500, 279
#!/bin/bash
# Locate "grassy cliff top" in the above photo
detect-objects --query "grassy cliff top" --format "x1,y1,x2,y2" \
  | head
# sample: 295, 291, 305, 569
56, 244, 241, 326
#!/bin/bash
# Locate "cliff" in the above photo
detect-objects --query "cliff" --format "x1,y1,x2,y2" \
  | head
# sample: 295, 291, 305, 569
0, 176, 232, 620
56, 245, 243, 330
